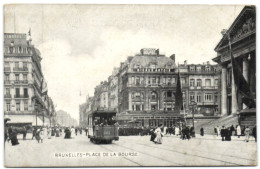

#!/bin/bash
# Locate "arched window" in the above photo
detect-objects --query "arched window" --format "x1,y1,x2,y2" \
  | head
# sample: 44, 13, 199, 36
151, 92, 157, 100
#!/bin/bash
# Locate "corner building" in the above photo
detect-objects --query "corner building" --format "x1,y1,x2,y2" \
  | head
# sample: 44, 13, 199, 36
118, 49, 187, 127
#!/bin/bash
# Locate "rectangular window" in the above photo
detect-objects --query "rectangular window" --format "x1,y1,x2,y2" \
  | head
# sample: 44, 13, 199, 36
136, 105, 141, 111
167, 77, 171, 84
15, 88, 20, 97
23, 62, 27, 68
205, 66, 211, 72
15, 74, 19, 81
15, 62, 19, 68
205, 79, 211, 87
6, 103, 11, 111
23, 74, 27, 81
204, 93, 213, 102
190, 94, 195, 102
197, 79, 202, 87
172, 77, 176, 84
152, 77, 156, 84
24, 101, 28, 111
190, 79, 195, 86
190, 66, 195, 72
135, 77, 140, 85
214, 79, 218, 86
6, 88, 10, 95
16, 102, 20, 111
5, 74, 10, 81
24, 88, 28, 98
197, 95, 201, 103
197, 66, 201, 72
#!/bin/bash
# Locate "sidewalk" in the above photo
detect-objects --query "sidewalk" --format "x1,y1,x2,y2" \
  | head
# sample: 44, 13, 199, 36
163, 133, 256, 142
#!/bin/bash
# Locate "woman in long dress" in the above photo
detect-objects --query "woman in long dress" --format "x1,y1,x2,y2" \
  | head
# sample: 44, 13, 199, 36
236, 125, 241, 138
47, 127, 52, 139
154, 125, 162, 144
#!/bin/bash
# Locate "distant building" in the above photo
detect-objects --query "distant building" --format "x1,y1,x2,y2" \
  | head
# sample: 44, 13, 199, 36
56, 110, 77, 127
108, 68, 119, 112
4, 33, 53, 127
79, 96, 93, 128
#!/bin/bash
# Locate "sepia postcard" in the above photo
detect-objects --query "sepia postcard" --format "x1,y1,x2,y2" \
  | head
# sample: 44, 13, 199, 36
3, 4, 257, 167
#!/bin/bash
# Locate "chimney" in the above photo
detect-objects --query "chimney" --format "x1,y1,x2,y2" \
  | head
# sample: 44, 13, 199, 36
170, 54, 175, 62
207, 61, 210, 65
184, 60, 187, 66
155, 49, 160, 56
127, 56, 133, 63
140, 49, 144, 55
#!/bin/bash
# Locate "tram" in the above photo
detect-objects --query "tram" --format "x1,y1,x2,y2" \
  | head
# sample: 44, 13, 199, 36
88, 110, 119, 144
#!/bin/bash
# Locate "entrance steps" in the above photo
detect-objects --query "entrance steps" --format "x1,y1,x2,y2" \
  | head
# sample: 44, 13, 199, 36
195, 115, 239, 135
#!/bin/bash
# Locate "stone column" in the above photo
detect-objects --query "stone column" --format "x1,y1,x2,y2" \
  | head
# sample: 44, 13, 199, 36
232, 69, 239, 114
221, 65, 228, 116
128, 92, 132, 111
242, 56, 249, 109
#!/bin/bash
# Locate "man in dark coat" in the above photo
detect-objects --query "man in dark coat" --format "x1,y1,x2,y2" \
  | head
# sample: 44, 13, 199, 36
225, 127, 232, 141
220, 126, 226, 141
64, 128, 71, 139
200, 127, 204, 136
10, 128, 19, 146
150, 129, 156, 142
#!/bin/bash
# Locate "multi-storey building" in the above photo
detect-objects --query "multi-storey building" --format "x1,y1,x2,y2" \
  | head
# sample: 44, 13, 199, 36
4, 33, 52, 127
79, 96, 93, 128
185, 62, 220, 116
117, 48, 220, 127
108, 68, 119, 111
213, 6, 256, 128
92, 81, 109, 110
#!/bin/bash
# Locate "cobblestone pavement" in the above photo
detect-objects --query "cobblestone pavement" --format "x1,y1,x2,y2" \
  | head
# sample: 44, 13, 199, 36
4, 133, 257, 167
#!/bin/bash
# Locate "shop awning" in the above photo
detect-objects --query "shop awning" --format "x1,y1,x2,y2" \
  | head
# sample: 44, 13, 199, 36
7, 115, 44, 126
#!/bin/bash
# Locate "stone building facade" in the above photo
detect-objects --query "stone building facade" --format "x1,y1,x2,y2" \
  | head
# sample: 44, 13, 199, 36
4, 33, 55, 127
213, 6, 256, 116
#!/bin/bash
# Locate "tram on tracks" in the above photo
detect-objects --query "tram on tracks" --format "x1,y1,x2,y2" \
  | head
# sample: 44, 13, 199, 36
88, 110, 119, 144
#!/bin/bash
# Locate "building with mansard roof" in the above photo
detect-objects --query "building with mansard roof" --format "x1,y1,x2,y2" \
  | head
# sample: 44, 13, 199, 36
4, 33, 54, 127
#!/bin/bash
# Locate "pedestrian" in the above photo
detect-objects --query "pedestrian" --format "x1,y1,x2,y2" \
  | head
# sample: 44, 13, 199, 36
225, 127, 231, 141
150, 128, 156, 142
10, 127, 19, 146
217, 126, 220, 137
71, 127, 75, 138
22, 126, 27, 140
47, 127, 52, 139
64, 127, 71, 139
4, 126, 8, 143
245, 126, 250, 142
75, 128, 78, 136
220, 126, 226, 141
190, 126, 195, 138
236, 125, 241, 138
56, 127, 60, 137
214, 126, 217, 136
175, 126, 179, 137
36, 128, 43, 143
32, 127, 37, 140
252, 126, 257, 142
154, 124, 163, 144
200, 127, 204, 136
230, 125, 235, 136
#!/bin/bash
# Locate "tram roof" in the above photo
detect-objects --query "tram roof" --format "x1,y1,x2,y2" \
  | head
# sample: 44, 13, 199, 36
89, 110, 117, 116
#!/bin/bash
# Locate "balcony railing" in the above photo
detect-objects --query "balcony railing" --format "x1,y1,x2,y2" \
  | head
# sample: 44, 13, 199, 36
14, 95, 29, 99
13, 67, 29, 72
4, 67, 11, 72
14, 80, 28, 84
4, 94, 11, 98
4, 80, 11, 85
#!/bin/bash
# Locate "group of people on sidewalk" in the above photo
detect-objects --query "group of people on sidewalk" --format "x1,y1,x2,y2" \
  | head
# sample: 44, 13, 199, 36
5, 125, 87, 146
215, 125, 257, 142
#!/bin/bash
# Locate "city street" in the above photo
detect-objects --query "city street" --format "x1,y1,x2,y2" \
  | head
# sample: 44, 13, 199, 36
5, 133, 257, 167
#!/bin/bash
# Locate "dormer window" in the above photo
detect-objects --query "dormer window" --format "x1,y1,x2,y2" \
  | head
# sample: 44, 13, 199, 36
135, 64, 141, 69
205, 66, 211, 72
197, 66, 201, 72
190, 66, 195, 72
150, 63, 156, 69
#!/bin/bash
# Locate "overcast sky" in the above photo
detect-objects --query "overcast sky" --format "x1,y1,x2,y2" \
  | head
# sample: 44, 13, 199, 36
4, 4, 244, 121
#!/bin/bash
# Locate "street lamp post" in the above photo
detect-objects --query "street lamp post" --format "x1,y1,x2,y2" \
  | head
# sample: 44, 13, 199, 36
190, 99, 197, 137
